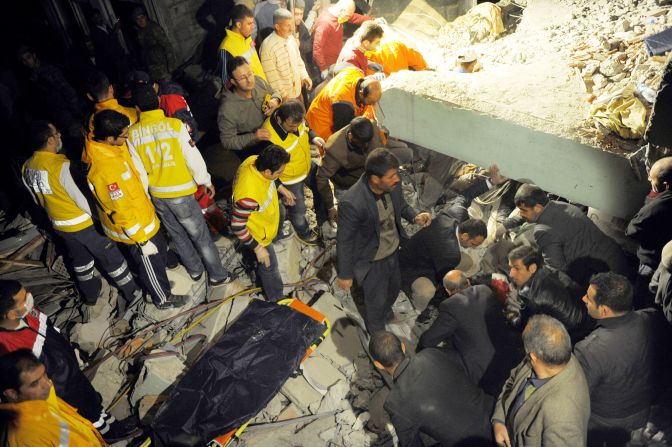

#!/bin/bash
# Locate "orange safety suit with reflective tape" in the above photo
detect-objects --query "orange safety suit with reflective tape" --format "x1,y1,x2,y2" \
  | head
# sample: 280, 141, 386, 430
366, 41, 428, 77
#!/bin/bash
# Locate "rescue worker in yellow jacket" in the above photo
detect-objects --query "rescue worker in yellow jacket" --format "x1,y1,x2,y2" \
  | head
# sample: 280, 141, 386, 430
260, 99, 325, 244
86, 110, 189, 309
306, 67, 381, 141
127, 84, 232, 287
231, 145, 292, 301
22, 121, 141, 314
0, 349, 109, 446
82, 71, 138, 164
219, 5, 266, 87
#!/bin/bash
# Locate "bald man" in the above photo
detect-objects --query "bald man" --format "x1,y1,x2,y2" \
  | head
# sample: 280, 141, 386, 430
418, 270, 524, 395
626, 156, 672, 307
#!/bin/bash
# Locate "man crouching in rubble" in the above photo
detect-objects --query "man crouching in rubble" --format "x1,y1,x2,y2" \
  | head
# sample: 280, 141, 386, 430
336, 148, 431, 333
0, 280, 140, 442
0, 349, 112, 445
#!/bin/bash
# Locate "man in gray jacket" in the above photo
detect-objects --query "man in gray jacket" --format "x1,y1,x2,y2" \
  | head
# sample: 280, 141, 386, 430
513, 183, 631, 287
492, 314, 590, 447
217, 56, 282, 159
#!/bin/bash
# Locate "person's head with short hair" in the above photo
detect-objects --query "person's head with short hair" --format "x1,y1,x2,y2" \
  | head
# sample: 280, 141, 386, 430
91, 9, 105, 26
0, 280, 31, 323
18, 46, 39, 70
273, 8, 294, 38
356, 21, 384, 52
365, 148, 400, 194
456, 219, 487, 249
93, 110, 131, 145
254, 144, 291, 180
27, 121, 62, 153
507, 244, 543, 287
583, 272, 632, 319
514, 184, 549, 223
293, 0, 305, 26
330, 0, 356, 22
132, 7, 148, 28
358, 78, 382, 106
0, 349, 51, 403
275, 99, 305, 134
84, 71, 113, 103
443, 270, 470, 296
523, 315, 571, 376
649, 156, 672, 193
347, 117, 374, 151
230, 4, 255, 38
369, 331, 405, 373
227, 57, 256, 93
132, 83, 160, 112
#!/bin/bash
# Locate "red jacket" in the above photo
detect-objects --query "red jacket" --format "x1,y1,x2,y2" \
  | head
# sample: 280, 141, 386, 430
312, 10, 373, 71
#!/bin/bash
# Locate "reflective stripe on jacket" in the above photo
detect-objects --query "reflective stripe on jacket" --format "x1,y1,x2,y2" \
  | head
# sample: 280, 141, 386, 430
232, 155, 279, 246
128, 109, 197, 198
22, 152, 93, 232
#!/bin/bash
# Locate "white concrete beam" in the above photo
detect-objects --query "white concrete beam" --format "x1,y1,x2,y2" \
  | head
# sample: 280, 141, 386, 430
380, 88, 649, 219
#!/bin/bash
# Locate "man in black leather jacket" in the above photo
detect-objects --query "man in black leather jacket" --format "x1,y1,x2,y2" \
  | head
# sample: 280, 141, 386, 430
506, 245, 588, 338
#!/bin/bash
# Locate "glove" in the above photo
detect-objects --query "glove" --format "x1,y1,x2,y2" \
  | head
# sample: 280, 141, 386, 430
140, 241, 158, 257
370, 72, 386, 82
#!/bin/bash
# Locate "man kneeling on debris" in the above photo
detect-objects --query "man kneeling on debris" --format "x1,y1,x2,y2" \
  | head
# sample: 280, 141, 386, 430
0, 349, 110, 445
0, 280, 139, 442
232, 144, 293, 301
369, 331, 493, 446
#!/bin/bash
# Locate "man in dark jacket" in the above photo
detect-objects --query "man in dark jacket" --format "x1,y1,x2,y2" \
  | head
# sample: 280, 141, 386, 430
132, 8, 176, 82
507, 245, 587, 337
336, 149, 431, 333
575, 272, 670, 446
399, 200, 487, 308
513, 184, 631, 288
370, 331, 493, 447
626, 156, 672, 308
417, 270, 524, 395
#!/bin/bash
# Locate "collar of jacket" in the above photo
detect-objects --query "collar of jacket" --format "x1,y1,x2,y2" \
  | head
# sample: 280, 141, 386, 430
225, 28, 252, 46
269, 110, 291, 140
139, 109, 167, 121
392, 356, 411, 382
94, 98, 121, 112
86, 139, 126, 161
596, 310, 636, 329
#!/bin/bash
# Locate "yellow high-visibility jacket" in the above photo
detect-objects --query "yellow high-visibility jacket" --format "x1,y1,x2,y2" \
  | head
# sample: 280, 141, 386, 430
83, 98, 139, 163
262, 118, 311, 185
233, 155, 279, 246
86, 139, 159, 244
22, 151, 93, 232
219, 29, 266, 80
1, 386, 107, 447
128, 109, 209, 198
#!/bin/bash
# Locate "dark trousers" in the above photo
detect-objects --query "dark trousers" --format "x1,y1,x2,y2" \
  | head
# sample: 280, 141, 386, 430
127, 231, 172, 306
56, 225, 139, 304
361, 252, 401, 333
256, 243, 284, 302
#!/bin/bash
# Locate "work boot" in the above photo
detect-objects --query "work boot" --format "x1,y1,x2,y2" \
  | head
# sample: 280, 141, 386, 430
155, 294, 190, 310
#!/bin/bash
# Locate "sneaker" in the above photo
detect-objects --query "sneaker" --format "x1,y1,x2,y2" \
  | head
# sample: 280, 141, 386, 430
209, 275, 233, 287
189, 272, 203, 281
155, 294, 190, 310
102, 415, 143, 443
295, 230, 319, 246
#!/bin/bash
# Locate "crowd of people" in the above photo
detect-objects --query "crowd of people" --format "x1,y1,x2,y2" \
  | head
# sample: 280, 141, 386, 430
0, 0, 671, 446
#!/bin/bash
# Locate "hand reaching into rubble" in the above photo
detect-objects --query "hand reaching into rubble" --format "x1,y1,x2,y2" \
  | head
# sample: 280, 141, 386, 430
278, 185, 296, 206
489, 164, 508, 186
254, 245, 271, 267
414, 212, 432, 228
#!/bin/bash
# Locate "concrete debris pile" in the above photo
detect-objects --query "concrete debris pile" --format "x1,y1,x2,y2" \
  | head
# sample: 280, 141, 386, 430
384, 0, 670, 149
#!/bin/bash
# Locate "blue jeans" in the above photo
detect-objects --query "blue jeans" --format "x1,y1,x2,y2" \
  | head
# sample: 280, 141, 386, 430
284, 162, 326, 236
152, 195, 229, 282
257, 243, 284, 302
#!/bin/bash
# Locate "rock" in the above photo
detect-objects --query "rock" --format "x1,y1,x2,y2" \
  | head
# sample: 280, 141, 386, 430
592, 73, 608, 90
353, 411, 371, 430
336, 408, 357, 428
610, 73, 627, 82
615, 18, 631, 32
600, 58, 625, 77
316, 380, 350, 413
319, 426, 337, 442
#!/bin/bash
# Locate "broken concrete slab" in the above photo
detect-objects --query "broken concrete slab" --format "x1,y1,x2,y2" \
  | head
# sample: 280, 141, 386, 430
90, 354, 128, 408
281, 375, 323, 415
129, 352, 186, 406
